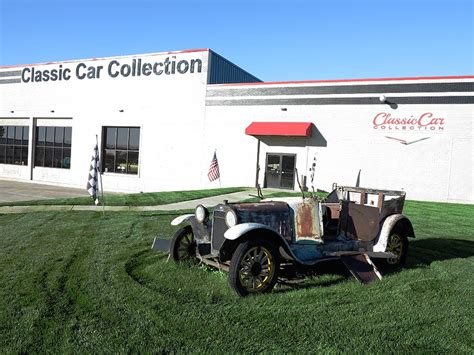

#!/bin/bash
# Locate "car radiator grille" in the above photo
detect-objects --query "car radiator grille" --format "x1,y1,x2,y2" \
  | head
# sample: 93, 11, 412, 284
211, 210, 228, 252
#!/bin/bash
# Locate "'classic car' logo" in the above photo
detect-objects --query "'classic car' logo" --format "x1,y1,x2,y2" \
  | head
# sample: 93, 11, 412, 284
373, 112, 445, 131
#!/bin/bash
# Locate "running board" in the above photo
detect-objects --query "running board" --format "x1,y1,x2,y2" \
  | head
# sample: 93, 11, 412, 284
197, 256, 229, 272
340, 253, 382, 284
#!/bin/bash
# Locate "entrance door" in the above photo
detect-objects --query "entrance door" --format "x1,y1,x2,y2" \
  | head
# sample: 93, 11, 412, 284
265, 153, 296, 189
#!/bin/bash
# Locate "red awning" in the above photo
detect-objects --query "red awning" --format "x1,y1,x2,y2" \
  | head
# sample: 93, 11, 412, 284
245, 122, 312, 137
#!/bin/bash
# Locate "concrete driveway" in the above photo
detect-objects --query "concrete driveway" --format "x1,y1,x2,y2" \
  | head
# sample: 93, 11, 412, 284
0, 179, 89, 203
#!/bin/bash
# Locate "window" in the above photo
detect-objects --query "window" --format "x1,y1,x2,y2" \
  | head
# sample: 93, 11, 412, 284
34, 126, 72, 169
102, 127, 140, 174
0, 126, 29, 165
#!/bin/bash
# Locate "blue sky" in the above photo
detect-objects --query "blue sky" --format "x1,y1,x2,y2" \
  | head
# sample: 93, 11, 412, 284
0, 0, 472, 81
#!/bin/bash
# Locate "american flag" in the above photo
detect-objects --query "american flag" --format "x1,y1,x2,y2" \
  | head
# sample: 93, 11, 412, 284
86, 142, 100, 205
208, 151, 220, 182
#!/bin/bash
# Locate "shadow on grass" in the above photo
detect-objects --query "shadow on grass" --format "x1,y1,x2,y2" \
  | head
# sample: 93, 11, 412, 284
275, 238, 474, 293
275, 260, 351, 293
127, 238, 474, 296
407, 238, 474, 268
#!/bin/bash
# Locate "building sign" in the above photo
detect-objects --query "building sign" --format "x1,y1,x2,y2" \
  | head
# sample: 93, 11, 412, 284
372, 112, 445, 131
21, 56, 203, 83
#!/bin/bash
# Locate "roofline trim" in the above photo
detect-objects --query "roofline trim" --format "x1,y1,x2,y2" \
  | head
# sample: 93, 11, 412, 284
0, 48, 210, 69
208, 75, 474, 87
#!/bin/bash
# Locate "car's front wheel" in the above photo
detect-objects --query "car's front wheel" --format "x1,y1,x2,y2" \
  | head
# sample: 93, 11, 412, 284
228, 238, 280, 297
170, 226, 197, 262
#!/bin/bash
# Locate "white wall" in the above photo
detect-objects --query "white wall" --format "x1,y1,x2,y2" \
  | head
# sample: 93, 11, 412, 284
1, 56, 472, 203
204, 83, 473, 203
0, 49, 210, 192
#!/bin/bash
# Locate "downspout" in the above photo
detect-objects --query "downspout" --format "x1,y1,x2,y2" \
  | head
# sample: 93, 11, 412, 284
29, 117, 34, 181
255, 138, 260, 187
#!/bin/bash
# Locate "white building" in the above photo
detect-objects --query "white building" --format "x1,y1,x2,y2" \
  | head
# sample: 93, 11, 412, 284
1, 48, 473, 203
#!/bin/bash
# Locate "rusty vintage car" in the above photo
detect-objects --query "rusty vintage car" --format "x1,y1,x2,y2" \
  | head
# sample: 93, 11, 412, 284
152, 185, 415, 296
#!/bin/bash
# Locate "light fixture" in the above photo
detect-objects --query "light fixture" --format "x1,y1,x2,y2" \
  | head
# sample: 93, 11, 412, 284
50, 110, 55, 113
379, 95, 387, 103
195, 205, 209, 223
281, 107, 287, 111
10, 110, 14, 113
119, 109, 124, 112
225, 210, 238, 227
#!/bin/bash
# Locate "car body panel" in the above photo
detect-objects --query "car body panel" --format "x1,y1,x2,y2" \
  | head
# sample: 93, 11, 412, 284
339, 201, 380, 241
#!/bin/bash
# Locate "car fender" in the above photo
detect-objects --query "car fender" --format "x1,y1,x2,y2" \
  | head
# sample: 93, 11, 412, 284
224, 223, 282, 241
171, 214, 194, 226
373, 214, 415, 252
224, 223, 300, 261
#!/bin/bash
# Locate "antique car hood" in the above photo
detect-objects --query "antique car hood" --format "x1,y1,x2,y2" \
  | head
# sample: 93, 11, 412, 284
220, 201, 294, 241
226, 201, 291, 222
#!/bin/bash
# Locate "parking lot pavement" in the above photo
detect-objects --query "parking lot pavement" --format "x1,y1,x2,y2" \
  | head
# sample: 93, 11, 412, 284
0, 179, 89, 203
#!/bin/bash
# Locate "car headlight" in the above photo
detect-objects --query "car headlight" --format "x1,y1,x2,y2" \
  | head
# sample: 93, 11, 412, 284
225, 210, 237, 227
195, 205, 209, 223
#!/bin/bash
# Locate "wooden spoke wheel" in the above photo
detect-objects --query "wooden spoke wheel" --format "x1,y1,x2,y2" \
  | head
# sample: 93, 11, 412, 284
384, 226, 408, 268
229, 239, 279, 297
170, 226, 197, 262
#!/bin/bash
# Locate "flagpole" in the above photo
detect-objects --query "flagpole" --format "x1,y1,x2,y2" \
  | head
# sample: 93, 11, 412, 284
99, 173, 105, 217
216, 148, 221, 188
96, 134, 105, 217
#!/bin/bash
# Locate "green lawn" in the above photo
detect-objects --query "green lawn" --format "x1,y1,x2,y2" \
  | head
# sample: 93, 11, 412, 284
0, 187, 248, 207
0, 200, 473, 352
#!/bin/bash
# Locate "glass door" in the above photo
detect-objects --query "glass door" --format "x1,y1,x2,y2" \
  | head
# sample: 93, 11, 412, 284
265, 153, 296, 189
281, 155, 296, 189
265, 154, 281, 188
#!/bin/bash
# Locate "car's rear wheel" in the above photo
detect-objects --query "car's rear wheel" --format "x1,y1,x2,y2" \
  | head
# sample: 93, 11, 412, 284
228, 238, 279, 297
170, 226, 197, 262
384, 226, 408, 268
